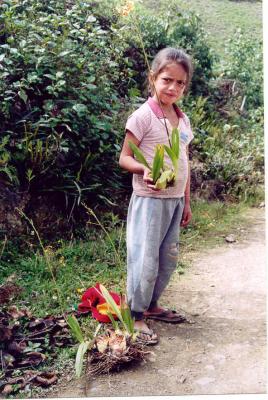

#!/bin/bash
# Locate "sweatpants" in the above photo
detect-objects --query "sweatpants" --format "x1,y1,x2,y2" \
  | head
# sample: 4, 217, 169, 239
126, 193, 185, 320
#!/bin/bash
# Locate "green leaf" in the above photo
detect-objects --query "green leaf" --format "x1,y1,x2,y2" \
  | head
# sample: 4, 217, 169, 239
98, 284, 132, 333
164, 145, 178, 171
171, 128, 180, 158
152, 144, 164, 182
86, 15, 97, 23
128, 141, 151, 170
56, 71, 64, 79
98, 284, 123, 322
120, 298, 134, 334
107, 311, 119, 331
73, 104, 87, 114
18, 90, 28, 104
67, 315, 85, 343
44, 74, 56, 80
155, 169, 175, 189
75, 341, 89, 378
58, 50, 72, 57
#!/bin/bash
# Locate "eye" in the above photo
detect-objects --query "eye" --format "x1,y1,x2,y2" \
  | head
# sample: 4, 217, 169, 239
177, 80, 186, 87
162, 78, 171, 82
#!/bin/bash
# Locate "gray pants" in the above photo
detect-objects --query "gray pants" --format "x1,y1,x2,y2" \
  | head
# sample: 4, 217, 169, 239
127, 194, 185, 320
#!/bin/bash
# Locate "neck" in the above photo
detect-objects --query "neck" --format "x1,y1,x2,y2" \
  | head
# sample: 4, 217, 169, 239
160, 102, 174, 113
152, 95, 174, 113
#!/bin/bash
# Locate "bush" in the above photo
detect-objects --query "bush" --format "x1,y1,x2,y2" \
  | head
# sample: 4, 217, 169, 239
220, 30, 263, 110
0, 0, 126, 209
186, 95, 264, 201
0, 0, 216, 224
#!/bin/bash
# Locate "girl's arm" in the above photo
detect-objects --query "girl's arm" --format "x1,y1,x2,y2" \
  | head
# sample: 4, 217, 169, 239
119, 130, 153, 184
181, 146, 192, 227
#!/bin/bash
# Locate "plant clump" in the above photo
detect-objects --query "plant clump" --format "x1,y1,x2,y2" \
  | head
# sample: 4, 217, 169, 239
128, 127, 180, 190
87, 328, 150, 376
68, 284, 154, 379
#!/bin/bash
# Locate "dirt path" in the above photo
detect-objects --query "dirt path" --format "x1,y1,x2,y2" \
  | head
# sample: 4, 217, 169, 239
57, 207, 266, 397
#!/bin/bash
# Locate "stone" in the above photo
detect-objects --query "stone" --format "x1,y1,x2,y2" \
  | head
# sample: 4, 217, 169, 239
225, 234, 236, 243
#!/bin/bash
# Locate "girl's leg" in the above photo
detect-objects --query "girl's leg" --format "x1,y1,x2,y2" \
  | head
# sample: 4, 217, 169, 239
127, 194, 161, 319
127, 194, 176, 318
149, 197, 185, 306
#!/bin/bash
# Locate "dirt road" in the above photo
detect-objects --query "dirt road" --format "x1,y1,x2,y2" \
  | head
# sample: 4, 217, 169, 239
57, 207, 266, 397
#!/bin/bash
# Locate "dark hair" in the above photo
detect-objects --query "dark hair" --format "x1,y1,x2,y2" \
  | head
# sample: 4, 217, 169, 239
149, 47, 193, 93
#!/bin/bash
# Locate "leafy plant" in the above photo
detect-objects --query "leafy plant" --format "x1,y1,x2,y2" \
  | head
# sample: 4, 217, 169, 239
128, 126, 180, 190
67, 314, 95, 378
0, 0, 216, 217
221, 30, 263, 109
98, 284, 135, 335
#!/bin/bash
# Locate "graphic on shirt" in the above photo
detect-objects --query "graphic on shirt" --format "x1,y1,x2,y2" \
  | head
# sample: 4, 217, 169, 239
180, 131, 188, 144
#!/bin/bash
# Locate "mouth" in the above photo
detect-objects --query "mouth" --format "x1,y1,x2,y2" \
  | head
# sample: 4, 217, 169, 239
165, 93, 177, 98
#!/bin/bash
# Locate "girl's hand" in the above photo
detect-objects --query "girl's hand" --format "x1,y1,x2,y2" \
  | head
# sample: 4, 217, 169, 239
143, 168, 160, 191
181, 203, 192, 227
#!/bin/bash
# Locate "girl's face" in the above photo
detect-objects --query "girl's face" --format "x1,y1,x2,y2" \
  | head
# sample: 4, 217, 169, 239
151, 62, 187, 107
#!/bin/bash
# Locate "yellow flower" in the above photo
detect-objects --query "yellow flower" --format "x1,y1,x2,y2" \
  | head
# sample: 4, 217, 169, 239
76, 288, 85, 294
44, 246, 53, 255
59, 256, 65, 266
117, 0, 134, 17
96, 302, 117, 316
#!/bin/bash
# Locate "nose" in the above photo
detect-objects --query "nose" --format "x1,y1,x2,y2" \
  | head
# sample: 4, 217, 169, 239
168, 81, 179, 92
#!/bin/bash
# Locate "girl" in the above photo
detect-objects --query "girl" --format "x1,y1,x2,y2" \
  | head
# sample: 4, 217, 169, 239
119, 47, 194, 345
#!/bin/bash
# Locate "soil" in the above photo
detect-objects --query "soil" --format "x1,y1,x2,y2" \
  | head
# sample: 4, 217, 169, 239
53, 207, 266, 397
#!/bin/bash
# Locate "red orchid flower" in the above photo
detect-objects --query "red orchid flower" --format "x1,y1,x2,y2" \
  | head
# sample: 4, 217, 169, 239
77, 283, 121, 323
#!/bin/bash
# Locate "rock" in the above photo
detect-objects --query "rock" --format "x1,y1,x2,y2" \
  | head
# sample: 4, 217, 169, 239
225, 234, 236, 243
258, 202, 265, 208
207, 343, 214, 348
178, 375, 187, 384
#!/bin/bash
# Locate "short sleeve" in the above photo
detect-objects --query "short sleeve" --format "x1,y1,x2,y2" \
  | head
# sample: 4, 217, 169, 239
125, 105, 151, 142
125, 113, 145, 141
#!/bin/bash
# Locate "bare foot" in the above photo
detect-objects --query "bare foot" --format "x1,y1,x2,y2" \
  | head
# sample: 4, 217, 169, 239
134, 320, 158, 345
134, 319, 151, 333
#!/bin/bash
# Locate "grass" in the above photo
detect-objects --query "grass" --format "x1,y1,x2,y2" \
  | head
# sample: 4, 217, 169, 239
195, 0, 261, 58
0, 227, 126, 317
0, 199, 256, 317
145, 0, 262, 62
184, 0, 262, 58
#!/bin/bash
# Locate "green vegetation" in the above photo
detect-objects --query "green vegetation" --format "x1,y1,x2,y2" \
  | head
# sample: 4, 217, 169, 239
181, 0, 262, 59
0, 199, 253, 317
0, 0, 263, 226
0, 0, 215, 212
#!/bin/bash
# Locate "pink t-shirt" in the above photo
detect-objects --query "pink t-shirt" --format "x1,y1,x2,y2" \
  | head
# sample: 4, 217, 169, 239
125, 97, 194, 198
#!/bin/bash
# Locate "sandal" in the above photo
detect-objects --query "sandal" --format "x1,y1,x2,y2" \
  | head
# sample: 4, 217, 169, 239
135, 329, 159, 346
144, 309, 187, 324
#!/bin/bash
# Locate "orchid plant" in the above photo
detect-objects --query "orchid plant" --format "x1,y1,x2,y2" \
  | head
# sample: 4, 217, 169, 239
67, 283, 137, 378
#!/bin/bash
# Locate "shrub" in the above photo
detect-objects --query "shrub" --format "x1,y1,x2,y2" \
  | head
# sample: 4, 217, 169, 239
0, 0, 216, 223
187, 95, 264, 201
220, 30, 263, 110
0, 0, 125, 210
